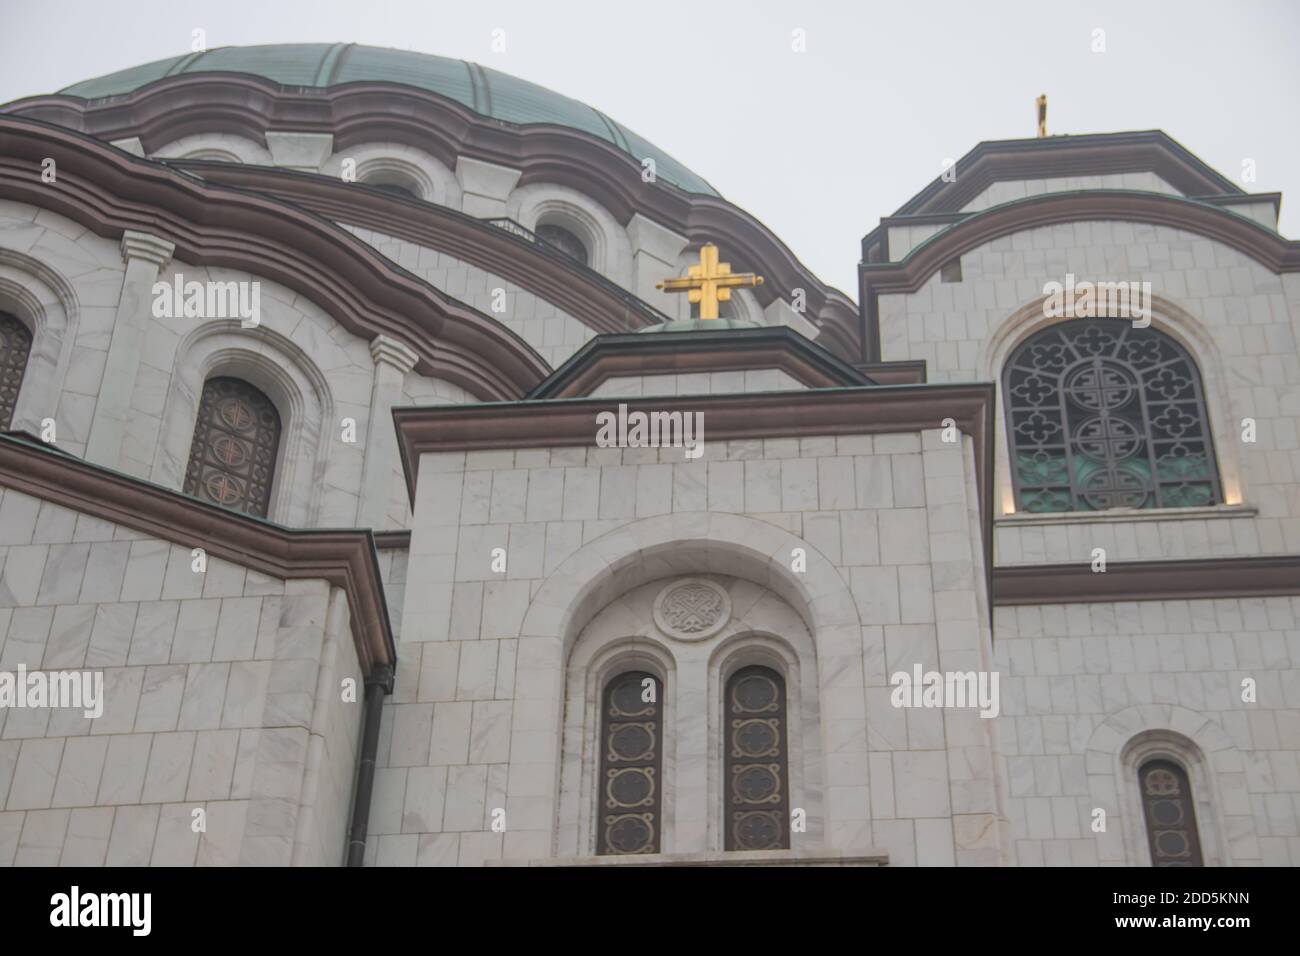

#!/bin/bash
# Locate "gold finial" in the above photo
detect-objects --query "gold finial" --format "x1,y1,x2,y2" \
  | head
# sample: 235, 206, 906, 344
656, 243, 763, 320
1036, 94, 1047, 138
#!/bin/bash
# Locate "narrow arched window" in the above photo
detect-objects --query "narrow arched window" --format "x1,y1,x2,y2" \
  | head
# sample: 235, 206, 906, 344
536, 223, 588, 266
724, 665, 790, 851
1138, 759, 1204, 866
1005, 318, 1220, 513
183, 376, 281, 518
596, 671, 663, 855
0, 311, 33, 429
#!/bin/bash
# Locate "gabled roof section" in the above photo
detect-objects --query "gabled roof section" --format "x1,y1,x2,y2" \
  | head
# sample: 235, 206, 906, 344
527, 326, 874, 399
890, 130, 1243, 219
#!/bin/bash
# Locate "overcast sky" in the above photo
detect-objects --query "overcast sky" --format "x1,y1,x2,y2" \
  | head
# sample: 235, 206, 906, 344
2, 0, 1296, 297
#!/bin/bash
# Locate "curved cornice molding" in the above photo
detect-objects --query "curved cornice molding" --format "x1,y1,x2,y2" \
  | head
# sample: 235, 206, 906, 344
0, 432, 395, 675
0, 116, 549, 399
891, 131, 1244, 217
858, 189, 1300, 361
3, 75, 861, 358
171, 159, 669, 337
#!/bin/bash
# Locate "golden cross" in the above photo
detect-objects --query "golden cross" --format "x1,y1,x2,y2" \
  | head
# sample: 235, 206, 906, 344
656, 243, 764, 320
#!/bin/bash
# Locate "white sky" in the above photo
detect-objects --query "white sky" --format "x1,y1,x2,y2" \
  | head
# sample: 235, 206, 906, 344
2, 0, 1297, 299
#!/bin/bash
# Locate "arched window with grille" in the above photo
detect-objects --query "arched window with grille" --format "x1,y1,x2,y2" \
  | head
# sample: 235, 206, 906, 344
536, 222, 589, 266
596, 670, 663, 855
724, 665, 790, 851
0, 311, 33, 429
1004, 318, 1221, 513
1138, 759, 1204, 866
183, 376, 282, 518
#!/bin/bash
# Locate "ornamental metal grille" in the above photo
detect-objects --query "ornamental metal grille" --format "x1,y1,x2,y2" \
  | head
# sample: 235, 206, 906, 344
1004, 319, 1220, 513
596, 671, 663, 855
1139, 759, 1204, 867
0, 311, 32, 429
182, 377, 281, 518
724, 665, 790, 851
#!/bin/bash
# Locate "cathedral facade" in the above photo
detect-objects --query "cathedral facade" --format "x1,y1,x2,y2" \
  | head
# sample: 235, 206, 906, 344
0, 44, 1296, 867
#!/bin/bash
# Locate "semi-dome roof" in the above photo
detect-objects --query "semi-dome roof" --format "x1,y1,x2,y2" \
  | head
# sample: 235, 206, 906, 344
59, 42, 718, 196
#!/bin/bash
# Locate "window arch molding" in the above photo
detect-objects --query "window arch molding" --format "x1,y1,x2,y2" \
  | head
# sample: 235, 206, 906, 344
0, 248, 79, 443
563, 637, 677, 857
983, 294, 1241, 516
154, 320, 333, 526
1086, 706, 1254, 866
709, 632, 821, 852
321, 144, 460, 208
153, 133, 274, 165
507, 183, 632, 286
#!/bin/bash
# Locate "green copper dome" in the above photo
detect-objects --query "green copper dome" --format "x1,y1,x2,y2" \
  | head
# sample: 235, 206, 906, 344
58, 43, 718, 196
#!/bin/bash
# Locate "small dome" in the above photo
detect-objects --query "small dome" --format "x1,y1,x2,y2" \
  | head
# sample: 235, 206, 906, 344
58, 43, 718, 196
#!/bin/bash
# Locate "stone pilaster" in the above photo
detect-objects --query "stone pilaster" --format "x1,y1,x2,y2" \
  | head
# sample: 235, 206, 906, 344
356, 334, 420, 530
85, 230, 175, 469
627, 213, 690, 318
454, 157, 522, 219
265, 131, 334, 173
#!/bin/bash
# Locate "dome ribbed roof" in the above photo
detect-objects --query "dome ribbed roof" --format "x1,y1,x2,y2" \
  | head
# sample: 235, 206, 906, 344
58, 43, 718, 196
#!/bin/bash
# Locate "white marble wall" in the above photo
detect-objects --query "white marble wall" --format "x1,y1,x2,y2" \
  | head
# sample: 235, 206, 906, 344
340, 224, 596, 369
0, 202, 473, 532
994, 597, 1300, 866
376, 426, 1001, 866
0, 488, 364, 865
879, 221, 1300, 562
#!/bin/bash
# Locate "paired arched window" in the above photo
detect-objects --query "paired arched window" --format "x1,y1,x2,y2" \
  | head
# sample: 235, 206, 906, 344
724, 665, 790, 850
1138, 758, 1204, 867
536, 223, 589, 266
182, 376, 282, 518
0, 311, 32, 429
595, 663, 793, 855
596, 671, 664, 855
1004, 319, 1220, 513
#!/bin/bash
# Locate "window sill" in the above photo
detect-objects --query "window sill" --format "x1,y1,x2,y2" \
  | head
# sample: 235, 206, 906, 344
491, 847, 890, 867
996, 503, 1258, 526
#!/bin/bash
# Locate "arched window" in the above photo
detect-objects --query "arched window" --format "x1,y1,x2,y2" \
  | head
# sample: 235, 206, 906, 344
183, 377, 282, 518
1138, 759, 1204, 866
724, 665, 790, 851
368, 181, 418, 201
536, 222, 589, 266
596, 670, 663, 855
0, 311, 32, 429
1004, 318, 1220, 513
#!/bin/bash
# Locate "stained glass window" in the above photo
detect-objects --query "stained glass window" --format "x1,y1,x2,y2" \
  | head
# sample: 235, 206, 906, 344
183, 377, 281, 518
0, 311, 32, 429
724, 665, 790, 851
1004, 319, 1220, 513
1139, 759, 1204, 867
596, 671, 663, 855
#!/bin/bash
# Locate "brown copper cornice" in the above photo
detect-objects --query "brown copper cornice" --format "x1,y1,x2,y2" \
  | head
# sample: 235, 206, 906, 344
0, 115, 549, 400
3, 75, 861, 357
393, 383, 998, 608
993, 555, 1300, 605
0, 433, 395, 675
528, 326, 873, 399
